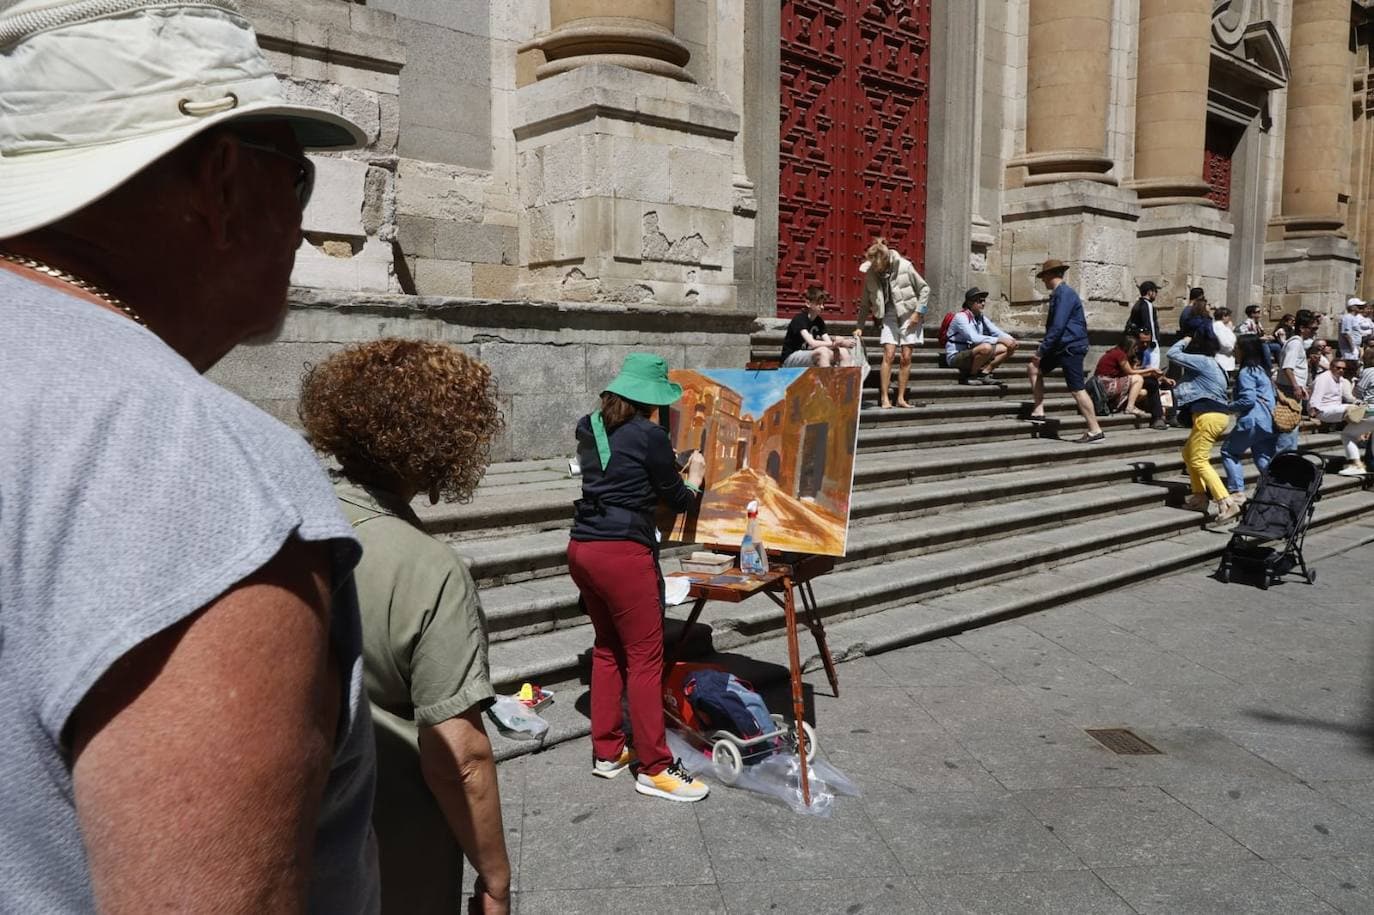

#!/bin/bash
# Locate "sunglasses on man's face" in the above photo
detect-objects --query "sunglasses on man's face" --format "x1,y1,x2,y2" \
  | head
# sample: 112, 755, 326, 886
234, 137, 316, 208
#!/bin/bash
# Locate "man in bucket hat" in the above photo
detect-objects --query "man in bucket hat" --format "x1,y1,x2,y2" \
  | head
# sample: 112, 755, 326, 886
1027, 259, 1105, 443
0, 2, 379, 911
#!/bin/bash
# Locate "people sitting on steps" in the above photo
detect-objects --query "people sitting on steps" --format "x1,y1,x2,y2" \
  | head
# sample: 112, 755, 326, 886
1168, 329, 1242, 526
1026, 258, 1105, 444
780, 284, 859, 368
1093, 332, 1168, 428
1213, 306, 1237, 378
1221, 335, 1277, 509
1237, 304, 1265, 337
944, 286, 1018, 385
1309, 355, 1374, 477
1179, 287, 1212, 339
861, 237, 930, 410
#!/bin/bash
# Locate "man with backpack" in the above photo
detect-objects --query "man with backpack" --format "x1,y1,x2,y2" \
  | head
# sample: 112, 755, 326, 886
943, 287, 1018, 384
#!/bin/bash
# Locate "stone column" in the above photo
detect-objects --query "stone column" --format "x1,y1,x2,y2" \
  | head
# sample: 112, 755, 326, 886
1131, 0, 1213, 205
1274, 0, 1353, 237
536, 0, 693, 83
1264, 0, 1358, 329
1019, 0, 1114, 184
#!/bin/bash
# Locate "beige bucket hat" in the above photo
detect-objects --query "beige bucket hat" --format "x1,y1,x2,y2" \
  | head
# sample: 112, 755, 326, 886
0, 0, 367, 239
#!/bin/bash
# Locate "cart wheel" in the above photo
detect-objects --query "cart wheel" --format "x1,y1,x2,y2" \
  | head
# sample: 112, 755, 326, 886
1307, 569, 1318, 585
801, 721, 819, 763
712, 740, 743, 785
1259, 574, 1270, 590
1218, 564, 1230, 584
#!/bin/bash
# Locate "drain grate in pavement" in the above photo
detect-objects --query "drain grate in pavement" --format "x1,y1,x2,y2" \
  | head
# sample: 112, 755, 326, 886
1085, 728, 1163, 755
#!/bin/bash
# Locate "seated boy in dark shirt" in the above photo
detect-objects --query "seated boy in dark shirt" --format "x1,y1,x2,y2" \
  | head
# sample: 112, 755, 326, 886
781, 285, 859, 367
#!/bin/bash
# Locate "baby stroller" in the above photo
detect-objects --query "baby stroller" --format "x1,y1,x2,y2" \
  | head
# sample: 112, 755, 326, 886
1216, 451, 1323, 588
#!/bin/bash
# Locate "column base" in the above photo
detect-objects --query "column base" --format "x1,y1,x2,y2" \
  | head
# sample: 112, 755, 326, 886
535, 18, 694, 83
1135, 204, 1234, 316
999, 181, 1140, 333
1009, 149, 1117, 186
1263, 236, 1359, 328
1127, 176, 1217, 209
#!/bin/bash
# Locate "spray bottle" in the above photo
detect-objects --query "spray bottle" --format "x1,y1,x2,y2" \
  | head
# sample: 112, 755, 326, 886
739, 499, 769, 575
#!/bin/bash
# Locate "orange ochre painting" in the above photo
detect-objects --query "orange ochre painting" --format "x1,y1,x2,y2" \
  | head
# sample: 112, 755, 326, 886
664, 367, 863, 557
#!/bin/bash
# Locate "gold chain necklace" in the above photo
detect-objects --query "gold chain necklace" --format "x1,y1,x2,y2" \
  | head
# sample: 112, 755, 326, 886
0, 251, 148, 327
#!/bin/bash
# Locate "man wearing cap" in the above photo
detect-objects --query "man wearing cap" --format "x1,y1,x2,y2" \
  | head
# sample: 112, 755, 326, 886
944, 287, 1018, 384
0, 2, 378, 912
1339, 297, 1368, 365
1126, 280, 1162, 370
1027, 259, 1105, 443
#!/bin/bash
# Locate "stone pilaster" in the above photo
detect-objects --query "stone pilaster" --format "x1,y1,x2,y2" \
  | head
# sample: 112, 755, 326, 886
514, 64, 739, 308
534, 0, 693, 83
1013, 0, 1115, 185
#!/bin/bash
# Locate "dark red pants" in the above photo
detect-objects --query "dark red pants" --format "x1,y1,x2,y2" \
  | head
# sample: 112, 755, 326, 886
566, 538, 672, 775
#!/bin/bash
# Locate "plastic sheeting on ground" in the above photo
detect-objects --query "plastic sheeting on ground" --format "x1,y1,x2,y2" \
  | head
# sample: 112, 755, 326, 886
667, 728, 859, 817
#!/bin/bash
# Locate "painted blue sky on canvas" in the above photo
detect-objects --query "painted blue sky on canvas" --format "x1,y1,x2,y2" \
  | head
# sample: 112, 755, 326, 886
701, 368, 805, 419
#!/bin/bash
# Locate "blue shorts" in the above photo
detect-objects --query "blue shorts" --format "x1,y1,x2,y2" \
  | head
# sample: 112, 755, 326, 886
1039, 347, 1088, 392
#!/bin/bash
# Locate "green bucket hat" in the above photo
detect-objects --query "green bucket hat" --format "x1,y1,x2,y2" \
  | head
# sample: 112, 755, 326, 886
603, 353, 683, 406
589, 354, 683, 470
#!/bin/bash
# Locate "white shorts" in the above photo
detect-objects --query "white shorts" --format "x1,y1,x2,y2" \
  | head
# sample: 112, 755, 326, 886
880, 314, 923, 347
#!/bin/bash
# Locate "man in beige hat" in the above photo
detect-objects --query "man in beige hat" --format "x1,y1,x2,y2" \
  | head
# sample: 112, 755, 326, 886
0, 2, 380, 911
1027, 259, 1105, 443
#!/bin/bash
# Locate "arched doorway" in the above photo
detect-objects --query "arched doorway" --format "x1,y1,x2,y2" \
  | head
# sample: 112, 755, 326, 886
777, 0, 932, 320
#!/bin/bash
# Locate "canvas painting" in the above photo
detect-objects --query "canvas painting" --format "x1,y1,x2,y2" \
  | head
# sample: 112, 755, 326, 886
662, 366, 863, 557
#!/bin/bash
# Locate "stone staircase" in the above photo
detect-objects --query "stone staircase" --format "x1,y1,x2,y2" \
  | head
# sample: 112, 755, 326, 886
415, 324, 1374, 758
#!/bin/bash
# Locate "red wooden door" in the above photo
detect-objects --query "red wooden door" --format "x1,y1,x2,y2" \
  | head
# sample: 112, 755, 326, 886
778, 0, 931, 321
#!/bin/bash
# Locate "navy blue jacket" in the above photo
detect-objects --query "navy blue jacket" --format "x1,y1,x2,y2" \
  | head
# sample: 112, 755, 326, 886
570, 413, 697, 549
1039, 283, 1089, 356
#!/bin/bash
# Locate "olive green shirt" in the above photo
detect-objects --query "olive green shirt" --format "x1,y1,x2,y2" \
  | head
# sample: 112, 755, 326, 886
335, 478, 494, 915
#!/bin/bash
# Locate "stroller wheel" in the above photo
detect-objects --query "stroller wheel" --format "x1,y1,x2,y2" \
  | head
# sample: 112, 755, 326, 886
801, 721, 819, 763
712, 740, 743, 785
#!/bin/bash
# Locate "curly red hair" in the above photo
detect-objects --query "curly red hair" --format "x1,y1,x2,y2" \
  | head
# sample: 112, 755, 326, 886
299, 339, 504, 503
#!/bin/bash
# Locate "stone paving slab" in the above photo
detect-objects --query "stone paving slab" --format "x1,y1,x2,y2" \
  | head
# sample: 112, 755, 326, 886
475, 537, 1374, 913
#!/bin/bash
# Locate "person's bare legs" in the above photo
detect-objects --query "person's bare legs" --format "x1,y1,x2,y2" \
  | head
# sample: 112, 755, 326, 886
836, 344, 854, 367
968, 343, 993, 376
1027, 358, 1045, 418
985, 338, 1017, 374
879, 342, 896, 408
815, 346, 834, 367
1124, 374, 1145, 413
895, 345, 914, 407
1071, 389, 1103, 434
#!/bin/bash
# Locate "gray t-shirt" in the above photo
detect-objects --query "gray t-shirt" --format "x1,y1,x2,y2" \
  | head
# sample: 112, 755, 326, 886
0, 270, 379, 912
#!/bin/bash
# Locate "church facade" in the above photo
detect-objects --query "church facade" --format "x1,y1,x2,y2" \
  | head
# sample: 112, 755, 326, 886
217, 0, 1374, 460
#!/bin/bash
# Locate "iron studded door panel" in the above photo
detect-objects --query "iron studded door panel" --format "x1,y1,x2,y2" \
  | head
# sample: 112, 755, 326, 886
778, 0, 930, 321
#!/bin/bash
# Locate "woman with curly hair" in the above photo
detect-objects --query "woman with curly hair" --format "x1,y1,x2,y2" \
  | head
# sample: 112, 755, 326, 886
569, 353, 709, 802
299, 338, 509, 915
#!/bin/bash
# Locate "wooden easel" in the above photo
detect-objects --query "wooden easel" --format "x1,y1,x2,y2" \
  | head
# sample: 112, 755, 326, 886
664, 551, 838, 806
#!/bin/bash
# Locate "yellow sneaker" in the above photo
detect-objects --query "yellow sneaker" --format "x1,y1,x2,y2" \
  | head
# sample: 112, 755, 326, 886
635, 759, 709, 803
592, 747, 635, 779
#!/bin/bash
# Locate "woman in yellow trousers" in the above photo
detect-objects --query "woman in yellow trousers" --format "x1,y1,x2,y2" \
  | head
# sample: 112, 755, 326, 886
1166, 334, 1241, 525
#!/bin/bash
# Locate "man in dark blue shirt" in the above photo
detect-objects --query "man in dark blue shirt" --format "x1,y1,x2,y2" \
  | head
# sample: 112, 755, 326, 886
1027, 259, 1105, 444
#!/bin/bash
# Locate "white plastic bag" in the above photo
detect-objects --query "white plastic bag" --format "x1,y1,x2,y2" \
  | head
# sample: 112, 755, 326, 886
666, 729, 859, 817
486, 695, 549, 741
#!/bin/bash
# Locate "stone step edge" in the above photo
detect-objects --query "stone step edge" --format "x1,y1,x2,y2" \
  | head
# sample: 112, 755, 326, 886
476, 482, 1177, 626
486, 479, 1367, 683
489, 501, 1374, 762
457, 437, 1345, 581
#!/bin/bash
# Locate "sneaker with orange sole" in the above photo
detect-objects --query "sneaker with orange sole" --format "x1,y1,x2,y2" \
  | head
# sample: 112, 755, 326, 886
635, 759, 709, 802
592, 747, 635, 779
